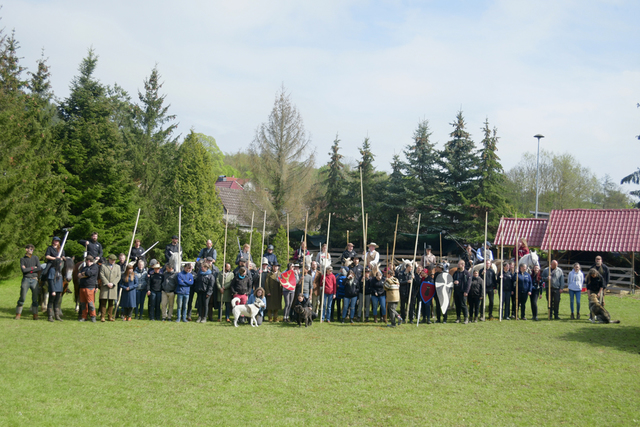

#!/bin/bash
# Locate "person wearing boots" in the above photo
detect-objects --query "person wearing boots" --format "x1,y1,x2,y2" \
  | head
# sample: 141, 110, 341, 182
147, 261, 164, 321
193, 262, 215, 323
264, 263, 282, 322
479, 260, 497, 320
542, 260, 564, 320
17, 244, 41, 320
433, 264, 448, 323
77, 255, 99, 322
567, 263, 584, 320
44, 237, 66, 322
384, 268, 402, 327
499, 262, 514, 320
452, 260, 471, 324
397, 262, 413, 322
98, 254, 121, 322
467, 270, 483, 323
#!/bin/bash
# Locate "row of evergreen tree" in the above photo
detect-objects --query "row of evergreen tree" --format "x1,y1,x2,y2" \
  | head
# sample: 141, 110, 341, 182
315, 113, 510, 249
0, 28, 232, 277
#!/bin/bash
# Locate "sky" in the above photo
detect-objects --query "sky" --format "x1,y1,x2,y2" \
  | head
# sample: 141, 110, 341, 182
4, 0, 640, 188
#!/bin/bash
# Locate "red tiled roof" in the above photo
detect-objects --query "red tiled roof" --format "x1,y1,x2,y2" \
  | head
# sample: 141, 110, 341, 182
494, 218, 547, 247
541, 209, 640, 251
215, 180, 244, 190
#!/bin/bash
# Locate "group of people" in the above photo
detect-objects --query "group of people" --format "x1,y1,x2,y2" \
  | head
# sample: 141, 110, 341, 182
15, 233, 612, 327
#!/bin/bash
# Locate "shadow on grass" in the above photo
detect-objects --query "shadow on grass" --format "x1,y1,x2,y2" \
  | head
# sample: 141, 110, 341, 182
559, 325, 640, 354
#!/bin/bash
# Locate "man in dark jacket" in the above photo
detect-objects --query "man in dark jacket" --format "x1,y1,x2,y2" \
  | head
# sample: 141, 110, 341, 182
263, 244, 278, 266
479, 260, 498, 320
340, 243, 357, 266
452, 260, 471, 324
130, 239, 145, 263
198, 240, 217, 263
78, 255, 99, 322
433, 264, 448, 323
79, 232, 103, 263
161, 264, 178, 321
408, 265, 426, 324
194, 262, 215, 323
16, 244, 41, 320
590, 256, 610, 290
147, 261, 164, 321
397, 263, 413, 321
500, 262, 515, 320
165, 235, 180, 264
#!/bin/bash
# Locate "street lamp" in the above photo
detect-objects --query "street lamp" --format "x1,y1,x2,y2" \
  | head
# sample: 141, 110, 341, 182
534, 134, 544, 218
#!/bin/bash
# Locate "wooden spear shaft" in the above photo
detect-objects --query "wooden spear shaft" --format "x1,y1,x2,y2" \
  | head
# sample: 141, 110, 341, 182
499, 216, 504, 322
548, 213, 552, 320
514, 213, 519, 320
391, 214, 399, 270
286, 213, 290, 262
126, 208, 141, 265
221, 211, 229, 317
407, 214, 422, 322
249, 211, 255, 249
320, 212, 331, 322
482, 211, 488, 320
301, 211, 308, 297
258, 211, 266, 290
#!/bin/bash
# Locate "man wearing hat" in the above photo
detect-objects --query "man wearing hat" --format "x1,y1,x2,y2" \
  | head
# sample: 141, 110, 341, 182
263, 244, 278, 266
99, 254, 121, 322
422, 245, 436, 268
165, 235, 180, 264
365, 242, 380, 273
476, 242, 494, 263
198, 239, 217, 263
79, 232, 103, 263
234, 257, 247, 275
340, 243, 357, 266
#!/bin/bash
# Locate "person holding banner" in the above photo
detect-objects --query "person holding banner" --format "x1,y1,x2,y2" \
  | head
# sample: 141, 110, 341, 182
44, 237, 65, 322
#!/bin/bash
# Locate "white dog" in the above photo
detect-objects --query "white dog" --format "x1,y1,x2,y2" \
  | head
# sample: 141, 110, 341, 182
231, 297, 266, 327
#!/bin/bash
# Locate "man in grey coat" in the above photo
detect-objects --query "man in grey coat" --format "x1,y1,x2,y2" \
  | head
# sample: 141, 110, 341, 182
542, 260, 565, 320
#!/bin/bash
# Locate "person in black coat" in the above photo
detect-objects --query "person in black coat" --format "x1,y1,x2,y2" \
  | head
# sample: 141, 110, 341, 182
130, 239, 146, 263
479, 261, 497, 320
79, 232, 103, 263
147, 262, 164, 321
452, 260, 471, 323
499, 262, 515, 320
231, 267, 252, 305
340, 243, 357, 265
468, 270, 483, 322
164, 235, 179, 264
193, 262, 215, 323
397, 263, 413, 321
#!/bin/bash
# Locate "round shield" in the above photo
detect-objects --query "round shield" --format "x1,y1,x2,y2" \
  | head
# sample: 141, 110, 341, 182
420, 280, 436, 304
279, 270, 297, 291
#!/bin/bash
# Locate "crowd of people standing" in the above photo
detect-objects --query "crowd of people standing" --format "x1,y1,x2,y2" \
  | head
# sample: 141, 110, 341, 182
14, 233, 612, 327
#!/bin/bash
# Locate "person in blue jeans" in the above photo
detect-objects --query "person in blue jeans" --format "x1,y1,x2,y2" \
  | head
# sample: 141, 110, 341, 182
134, 259, 148, 319
175, 263, 194, 322
370, 270, 386, 323
341, 271, 358, 324
567, 263, 584, 320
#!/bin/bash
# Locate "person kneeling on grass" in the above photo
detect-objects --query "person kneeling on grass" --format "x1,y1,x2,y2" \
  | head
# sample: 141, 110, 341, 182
467, 270, 483, 323
175, 263, 194, 323
384, 268, 402, 327
120, 265, 138, 321
247, 287, 267, 325
291, 293, 313, 324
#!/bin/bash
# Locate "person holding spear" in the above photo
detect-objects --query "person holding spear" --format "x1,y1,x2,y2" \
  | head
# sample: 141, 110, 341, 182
44, 235, 67, 322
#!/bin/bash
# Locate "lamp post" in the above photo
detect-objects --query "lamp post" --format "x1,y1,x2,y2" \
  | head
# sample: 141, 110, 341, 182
534, 134, 544, 218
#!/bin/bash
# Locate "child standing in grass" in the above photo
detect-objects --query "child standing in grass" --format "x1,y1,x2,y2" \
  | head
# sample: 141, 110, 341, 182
384, 268, 402, 327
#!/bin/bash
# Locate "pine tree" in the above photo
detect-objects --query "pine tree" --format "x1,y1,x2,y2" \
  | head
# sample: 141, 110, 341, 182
57, 50, 137, 257
163, 131, 224, 259
467, 119, 511, 241
402, 119, 441, 233
436, 111, 481, 239
377, 154, 408, 247
316, 134, 348, 241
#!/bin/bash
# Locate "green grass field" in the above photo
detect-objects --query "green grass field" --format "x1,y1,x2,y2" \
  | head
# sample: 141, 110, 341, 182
1, 277, 639, 426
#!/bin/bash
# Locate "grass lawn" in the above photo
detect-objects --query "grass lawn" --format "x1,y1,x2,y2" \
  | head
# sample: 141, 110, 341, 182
1, 277, 639, 426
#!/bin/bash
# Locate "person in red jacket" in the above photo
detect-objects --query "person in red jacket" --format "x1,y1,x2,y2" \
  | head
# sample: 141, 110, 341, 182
319, 267, 337, 322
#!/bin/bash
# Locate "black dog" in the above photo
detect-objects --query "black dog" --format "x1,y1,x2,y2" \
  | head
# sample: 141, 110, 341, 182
294, 305, 313, 327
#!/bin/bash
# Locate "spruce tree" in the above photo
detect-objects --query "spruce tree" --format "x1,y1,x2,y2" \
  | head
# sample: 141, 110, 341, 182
437, 111, 481, 239
467, 119, 511, 241
377, 154, 408, 247
57, 50, 137, 257
316, 134, 348, 242
163, 131, 224, 260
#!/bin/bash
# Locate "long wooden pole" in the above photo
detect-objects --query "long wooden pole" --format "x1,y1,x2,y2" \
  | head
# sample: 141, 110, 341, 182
482, 211, 488, 320
302, 212, 308, 297
221, 211, 229, 318
439, 232, 443, 263
632, 252, 636, 295
286, 213, 290, 263
548, 213, 552, 320
391, 214, 399, 270
178, 206, 182, 272
249, 211, 255, 249
258, 211, 266, 290
320, 212, 331, 322
499, 216, 504, 322
386, 244, 389, 271
514, 213, 519, 320
362, 213, 368, 321
407, 214, 422, 323
126, 208, 141, 264
347, 230, 349, 246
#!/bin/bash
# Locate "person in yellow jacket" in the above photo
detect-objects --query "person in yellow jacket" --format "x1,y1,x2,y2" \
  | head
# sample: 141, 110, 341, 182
383, 268, 402, 327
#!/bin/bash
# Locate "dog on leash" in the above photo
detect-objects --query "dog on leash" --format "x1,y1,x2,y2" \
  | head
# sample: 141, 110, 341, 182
293, 304, 313, 327
231, 297, 266, 327
588, 293, 620, 324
